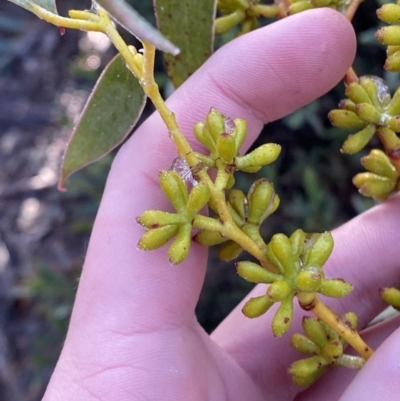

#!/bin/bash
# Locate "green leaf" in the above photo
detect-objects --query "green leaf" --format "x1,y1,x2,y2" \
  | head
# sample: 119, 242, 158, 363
95, 0, 180, 56
59, 54, 146, 190
7, 0, 58, 14
154, 0, 216, 88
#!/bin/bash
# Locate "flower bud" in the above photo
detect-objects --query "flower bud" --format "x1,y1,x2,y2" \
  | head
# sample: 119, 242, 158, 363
193, 229, 225, 246
338, 99, 356, 112
159, 170, 188, 212
290, 333, 320, 355
388, 116, 400, 132
385, 50, 400, 72
185, 180, 210, 218
311, 0, 331, 6
290, 229, 306, 258
267, 234, 297, 276
193, 122, 216, 154
228, 189, 247, 219
214, 10, 246, 34
242, 295, 274, 318
167, 224, 191, 265
380, 287, 400, 310
137, 210, 184, 228
289, 356, 328, 387
377, 3, 400, 24
272, 298, 293, 337
138, 225, 179, 250
319, 278, 353, 298
296, 269, 323, 292
341, 124, 375, 154
302, 232, 334, 267
217, 132, 237, 162
376, 26, 400, 46
288, 1, 313, 15
345, 82, 372, 104
236, 261, 281, 283
247, 179, 276, 224
206, 108, 225, 139
361, 149, 398, 180
233, 118, 247, 151
236, 143, 281, 171
341, 312, 358, 329
267, 280, 292, 302
302, 316, 327, 349
328, 110, 366, 129
324, 340, 343, 360
218, 240, 243, 261
355, 103, 382, 125
386, 87, 400, 115
353, 172, 395, 200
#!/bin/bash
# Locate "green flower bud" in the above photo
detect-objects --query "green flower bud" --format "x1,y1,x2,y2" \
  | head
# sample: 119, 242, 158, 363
341, 312, 358, 329
137, 210, 185, 228
236, 261, 282, 283
214, 9, 246, 34
328, 110, 366, 130
377, 127, 400, 150
236, 143, 281, 171
319, 279, 353, 298
289, 356, 328, 387
387, 45, 400, 56
361, 149, 398, 180
377, 25, 400, 46
386, 87, 400, 115
228, 189, 247, 220
247, 4, 280, 18
193, 122, 216, 154
272, 298, 293, 337
242, 295, 274, 318
311, 0, 331, 6
345, 82, 372, 105
380, 287, 400, 310
355, 103, 382, 125
218, 240, 243, 261
160, 170, 188, 212
288, 1, 313, 15
233, 118, 247, 151
247, 179, 276, 224
138, 225, 179, 250
185, 181, 211, 218
290, 229, 306, 258
193, 229, 225, 246
388, 116, 400, 132
296, 268, 323, 292
237, 17, 254, 36
226, 173, 235, 189
324, 340, 343, 360
206, 108, 225, 139
302, 232, 334, 268
377, 3, 400, 24
267, 234, 297, 276
267, 280, 292, 302
291, 333, 320, 355
353, 172, 396, 200
385, 50, 400, 72
341, 124, 376, 154
168, 223, 191, 265
338, 99, 357, 113
302, 316, 328, 349
217, 132, 237, 162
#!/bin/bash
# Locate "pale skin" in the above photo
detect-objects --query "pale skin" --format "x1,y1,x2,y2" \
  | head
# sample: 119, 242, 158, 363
43, 9, 400, 401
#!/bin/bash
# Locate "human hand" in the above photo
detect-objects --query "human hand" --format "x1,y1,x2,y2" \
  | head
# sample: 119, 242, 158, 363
43, 9, 400, 401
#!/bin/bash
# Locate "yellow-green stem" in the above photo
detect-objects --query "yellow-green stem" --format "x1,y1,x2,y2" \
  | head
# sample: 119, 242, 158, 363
308, 296, 374, 360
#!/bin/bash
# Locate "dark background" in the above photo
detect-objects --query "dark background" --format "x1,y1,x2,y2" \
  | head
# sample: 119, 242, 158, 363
0, 0, 390, 399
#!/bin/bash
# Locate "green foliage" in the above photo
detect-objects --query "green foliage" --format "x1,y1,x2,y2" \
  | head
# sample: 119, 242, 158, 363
154, 0, 216, 88
59, 54, 146, 189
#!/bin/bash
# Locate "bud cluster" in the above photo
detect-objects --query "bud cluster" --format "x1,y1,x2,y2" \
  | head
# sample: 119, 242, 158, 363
137, 170, 210, 265
194, 178, 279, 260
353, 149, 400, 200
287, 0, 345, 16
289, 314, 361, 386
377, 1, 400, 71
237, 230, 353, 337
215, 0, 280, 36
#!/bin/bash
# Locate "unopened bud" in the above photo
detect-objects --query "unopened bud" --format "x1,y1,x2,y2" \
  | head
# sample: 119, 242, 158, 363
138, 225, 179, 250
377, 3, 400, 24
361, 149, 398, 180
289, 356, 327, 387
267, 234, 297, 276
345, 82, 372, 105
168, 224, 191, 265
302, 232, 334, 268
272, 298, 293, 337
218, 240, 243, 261
290, 333, 320, 354
137, 210, 184, 228
319, 278, 353, 298
296, 269, 323, 292
376, 26, 400, 46
215, 10, 246, 34
185, 180, 210, 218
159, 170, 188, 212
236, 261, 281, 283
236, 143, 281, 171
355, 103, 382, 125
247, 179, 276, 224
328, 110, 366, 129
217, 132, 237, 162
341, 124, 375, 154
380, 286, 400, 310
242, 295, 274, 318
193, 122, 216, 154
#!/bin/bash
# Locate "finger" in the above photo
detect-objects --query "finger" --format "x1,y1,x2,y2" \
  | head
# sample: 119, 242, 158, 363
67, 9, 356, 340
295, 313, 400, 400
212, 195, 400, 398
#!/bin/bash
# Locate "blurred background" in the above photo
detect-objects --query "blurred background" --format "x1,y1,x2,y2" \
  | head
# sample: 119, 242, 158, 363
0, 0, 393, 399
